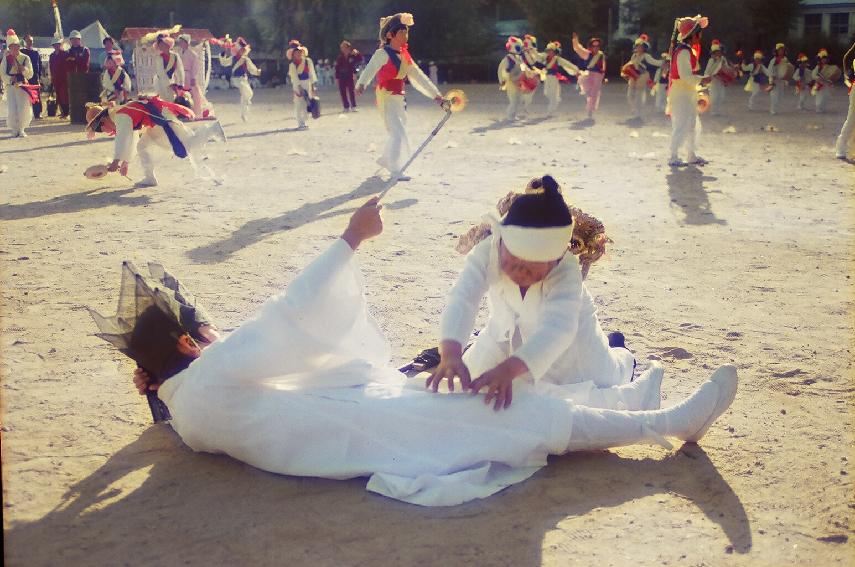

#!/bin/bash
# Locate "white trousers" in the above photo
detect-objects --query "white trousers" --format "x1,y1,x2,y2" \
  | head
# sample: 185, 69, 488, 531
137, 119, 220, 180
769, 81, 786, 114
379, 95, 410, 173
231, 76, 253, 119
505, 84, 521, 121
669, 87, 701, 160
626, 75, 648, 119
5, 86, 32, 136
292, 78, 313, 127
815, 87, 830, 113
544, 75, 561, 115
797, 88, 810, 110
709, 79, 726, 116
835, 88, 855, 158
654, 83, 667, 112
747, 85, 764, 110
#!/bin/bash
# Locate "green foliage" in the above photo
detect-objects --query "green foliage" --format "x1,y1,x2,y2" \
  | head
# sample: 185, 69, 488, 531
512, 0, 595, 52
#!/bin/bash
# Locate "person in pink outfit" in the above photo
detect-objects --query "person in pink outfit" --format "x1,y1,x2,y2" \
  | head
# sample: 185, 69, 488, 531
571, 33, 606, 120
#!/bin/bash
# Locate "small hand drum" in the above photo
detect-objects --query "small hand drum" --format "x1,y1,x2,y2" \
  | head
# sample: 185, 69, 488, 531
697, 90, 710, 113
443, 89, 468, 112
84, 164, 109, 179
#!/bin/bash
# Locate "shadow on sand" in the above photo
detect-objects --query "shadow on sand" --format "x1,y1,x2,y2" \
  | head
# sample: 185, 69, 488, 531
186, 175, 415, 264
0, 136, 109, 155
4, 427, 751, 566
0, 187, 151, 221
666, 166, 727, 225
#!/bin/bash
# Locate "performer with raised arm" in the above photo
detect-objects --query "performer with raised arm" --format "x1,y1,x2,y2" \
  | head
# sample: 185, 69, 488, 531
178, 33, 213, 119
703, 39, 730, 116
230, 37, 259, 122
355, 12, 444, 182
286, 39, 317, 130
571, 32, 606, 121
812, 48, 837, 113
94, 195, 738, 507
100, 49, 131, 104
667, 14, 710, 167
623, 34, 662, 121
2, 29, 36, 137
153, 34, 184, 102
742, 50, 771, 111
767, 42, 792, 115
542, 41, 578, 117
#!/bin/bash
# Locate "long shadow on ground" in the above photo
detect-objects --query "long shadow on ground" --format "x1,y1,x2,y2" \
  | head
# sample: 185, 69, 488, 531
4, 426, 751, 566
666, 166, 727, 226
186, 175, 415, 264
0, 187, 151, 221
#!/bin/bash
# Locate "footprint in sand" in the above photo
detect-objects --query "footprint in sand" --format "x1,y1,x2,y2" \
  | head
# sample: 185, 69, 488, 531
657, 346, 693, 360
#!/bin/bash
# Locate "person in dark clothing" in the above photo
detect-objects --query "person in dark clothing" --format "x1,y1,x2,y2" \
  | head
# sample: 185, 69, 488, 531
22, 34, 42, 118
335, 40, 363, 112
49, 35, 69, 118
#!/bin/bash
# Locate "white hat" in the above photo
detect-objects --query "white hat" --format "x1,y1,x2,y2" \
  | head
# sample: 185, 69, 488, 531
69, 30, 82, 39
178, 33, 191, 44
6, 28, 21, 46
52, 34, 63, 45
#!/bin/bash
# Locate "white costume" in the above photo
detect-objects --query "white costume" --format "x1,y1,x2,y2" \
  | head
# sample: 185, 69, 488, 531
742, 59, 771, 110
793, 65, 812, 110
651, 60, 669, 112
498, 51, 525, 121
767, 55, 791, 114
100, 66, 131, 104
520, 46, 543, 112
154, 50, 185, 101
107, 103, 223, 186
441, 236, 637, 405
1, 50, 34, 137
542, 51, 579, 116
703, 55, 727, 116
812, 63, 833, 113
156, 237, 738, 506
627, 51, 662, 119
356, 46, 441, 176
230, 53, 259, 121
669, 43, 703, 165
288, 57, 317, 128
834, 62, 855, 159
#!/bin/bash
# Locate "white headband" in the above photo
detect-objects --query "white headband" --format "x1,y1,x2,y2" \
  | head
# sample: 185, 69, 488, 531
498, 223, 572, 262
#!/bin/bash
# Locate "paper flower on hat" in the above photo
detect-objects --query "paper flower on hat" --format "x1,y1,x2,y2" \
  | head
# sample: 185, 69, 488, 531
6, 28, 20, 45
506, 36, 523, 54
286, 39, 307, 60
710, 39, 722, 52
818, 48, 828, 57
677, 15, 708, 41
523, 34, 537, 50
88, 262, 212, 382
634, 33, 650, 49
798, 53, 808, 62
754, 49, 763, 59
546, 41, 561, 53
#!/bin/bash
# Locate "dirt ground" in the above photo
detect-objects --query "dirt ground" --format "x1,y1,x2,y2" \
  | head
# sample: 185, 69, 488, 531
1, 80, 853, 566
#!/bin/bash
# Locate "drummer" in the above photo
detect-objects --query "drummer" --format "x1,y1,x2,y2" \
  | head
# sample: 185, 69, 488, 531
812, 48, 836, 113
623, 34, 662, 121
742, 50, 771, 111
767, 42, 792, 115
794, 53, 812, 111
703, 39, 730, 116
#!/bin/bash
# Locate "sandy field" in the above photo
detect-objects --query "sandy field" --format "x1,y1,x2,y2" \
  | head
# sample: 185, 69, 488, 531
1, 80, 854, 566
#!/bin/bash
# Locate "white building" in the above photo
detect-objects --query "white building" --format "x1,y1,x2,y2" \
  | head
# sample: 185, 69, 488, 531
792, 0, 855, 41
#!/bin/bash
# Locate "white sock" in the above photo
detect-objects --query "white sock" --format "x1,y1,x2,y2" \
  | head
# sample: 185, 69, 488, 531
585, 362, 663, 411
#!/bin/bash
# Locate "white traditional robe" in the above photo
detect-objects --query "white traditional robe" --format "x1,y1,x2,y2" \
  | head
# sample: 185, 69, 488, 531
811, 64, 833, 113
742, 61, 771, 110
440, 236, 634, 402
767, 56, 790, 114
835, 62, 855, 158
1, 52, 34, 136
626, 51, 662, 119
180, 45, 212, 118
157, 238, 716, 506
100, 67, 132, 103
230, 54, 259, 121
669, 46, 702, 162
543, 54, 579, 115
703, 56, 727, 116
498, 53, 524, 121
154, 50, 185, 101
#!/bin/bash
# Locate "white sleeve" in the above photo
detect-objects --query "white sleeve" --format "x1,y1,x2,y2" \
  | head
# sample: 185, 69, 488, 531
440, 239, 491, 347
512, 263, 584, 381
1, 59, 11, 86
101, 70, 112, 92
246, 57, 260, 76
703, 59, 716, 76
173, 55, 185, 86
644, 53, 663, 68
356, 49, 387, 89
407, 61, 441, 99
112, 113, 138, 162
122, 71, 132, 91
677, 49, 699, 85
558, 56, 580, 75
21, 56, 34, 81
288, 62, 297, 87
498, 59, 507, 82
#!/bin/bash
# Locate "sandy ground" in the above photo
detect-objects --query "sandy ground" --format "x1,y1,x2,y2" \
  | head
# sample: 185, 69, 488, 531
1, 80, 854, 566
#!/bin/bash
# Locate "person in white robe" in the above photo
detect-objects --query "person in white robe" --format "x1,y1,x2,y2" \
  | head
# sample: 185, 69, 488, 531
742, 50, 771, 111
228, 37, 259, 122
651, 52, 670, 113
356, 13, 443, 181
286, 40, 317, 130
703, 40, 728, 116
153, 34, 184, 102
793, 53, 812, 111
767, 43, 791, 115
100, 50, 131, 104
1, 30, 34, 137
812, 49, 834, 114
84, 99, 225, 187
625, 34, 662, 120
432, 175, 659, 411
520, 35, 543, 114
113, 196, 738, 507
542, 41, 579, 117
668, 15, 710, 167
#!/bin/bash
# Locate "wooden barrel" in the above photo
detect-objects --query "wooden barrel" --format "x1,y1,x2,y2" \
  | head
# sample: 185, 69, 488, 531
68, 71, 103, 124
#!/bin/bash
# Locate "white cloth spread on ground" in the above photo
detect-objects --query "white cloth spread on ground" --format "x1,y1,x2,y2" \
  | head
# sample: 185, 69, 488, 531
158, 239, 574, 506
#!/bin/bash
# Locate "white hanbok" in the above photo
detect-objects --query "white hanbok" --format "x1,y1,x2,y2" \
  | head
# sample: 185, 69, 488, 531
626, 52, 662, 119
1, 52, 33, 136
669, 47, 702, 163
703, 56, 727, 116
154, 50, 184, 101
498, 53, 524, 121
156, 239, 737, 506
288, 57, 317, 128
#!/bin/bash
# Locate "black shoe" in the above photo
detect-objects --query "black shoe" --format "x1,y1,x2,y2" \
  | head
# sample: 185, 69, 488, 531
607, 331, 626, 348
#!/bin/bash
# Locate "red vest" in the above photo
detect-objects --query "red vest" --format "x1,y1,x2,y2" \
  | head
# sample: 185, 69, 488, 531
117, 102, 156, 130
670, 45, 698, 80
376, 46, 413, 95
